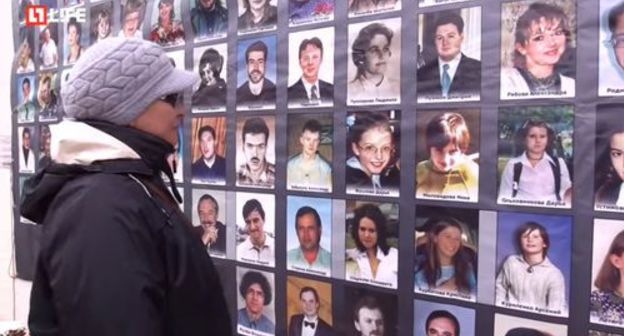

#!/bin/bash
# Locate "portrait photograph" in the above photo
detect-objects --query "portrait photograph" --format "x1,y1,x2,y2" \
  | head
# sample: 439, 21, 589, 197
500, 0, 577, 100
238, 0, 278, 35
37, 72, 59, 122
495, 212, 572, 317
286, 276, 333, 336
191, 117, 226, 185
289, 0, 334, 27
595, 104, 624, 212
413, 299, 475, 336
589, 331, 623, 336
236, 115, 276, 189
417, 7, 482, 103
414, 206, 479, 302
346, 110, 400, 197
18, 126, 37, 174
90, 1, 113, 45
287, 27, 335, 108
148, 0, 185, 47
590, 219, 624, 328
286, 196, 332, 277
287, 113, 333, 193
345, 200, 399, 289
347, 18, 401, 106
15, 75, 37, 124
190, 0, 228, 42
39, 24, 59, 70
415, 109, 480, 203
348, 0, 401, 18
18, 176, 35, 224
236, 192, 275, 267
16, 26, 35, 74
341, 286, 397, 336
192, 189, 227, 258
497, 105, 574, 208
599, 0, 624, 96
192, 43, 228, 112
38, 125, 52, 169
237, 267, 276, 336
237, 36, 278, 111
119, 0, 146, 39
419, 0, 473, 8
494, 313, 567, 336
63, 15, 88, 66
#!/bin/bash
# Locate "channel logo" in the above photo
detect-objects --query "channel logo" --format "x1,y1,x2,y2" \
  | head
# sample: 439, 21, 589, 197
25, 5, 86, 27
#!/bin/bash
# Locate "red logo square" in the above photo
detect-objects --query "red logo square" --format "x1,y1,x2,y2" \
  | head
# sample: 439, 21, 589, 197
25, 5, 47, 27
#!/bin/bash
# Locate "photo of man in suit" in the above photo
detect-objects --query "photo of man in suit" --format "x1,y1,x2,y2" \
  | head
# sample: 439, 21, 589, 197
194, 193, 226, 256
289, 287, 333, 336
192, 124, 226, 183
424, 310, 460, 336
417, 11, 481, 100
288, 37, 333, 107
237, 40, 276, 107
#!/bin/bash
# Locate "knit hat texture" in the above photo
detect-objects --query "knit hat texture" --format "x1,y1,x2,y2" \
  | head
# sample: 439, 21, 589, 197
61, 37, 198, 125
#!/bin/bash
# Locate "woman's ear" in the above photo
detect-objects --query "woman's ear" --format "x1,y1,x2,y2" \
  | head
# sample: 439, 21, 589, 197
610, 253, 624, 269
515, 42, 526, 56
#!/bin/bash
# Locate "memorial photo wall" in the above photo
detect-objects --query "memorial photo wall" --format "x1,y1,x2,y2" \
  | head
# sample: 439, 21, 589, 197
9, 0, 624, 335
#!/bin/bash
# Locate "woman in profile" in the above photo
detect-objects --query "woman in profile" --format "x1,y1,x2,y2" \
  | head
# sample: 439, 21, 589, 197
595, 123, 624, 207
500, 2, 575, 97
150, 0, 185, 46
346, 203, 398, 288
414, 216, 476, 297
590, 230, 624, 325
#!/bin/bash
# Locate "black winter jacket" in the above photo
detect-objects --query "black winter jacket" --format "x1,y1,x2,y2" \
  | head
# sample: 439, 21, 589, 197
21, 120, 233, 336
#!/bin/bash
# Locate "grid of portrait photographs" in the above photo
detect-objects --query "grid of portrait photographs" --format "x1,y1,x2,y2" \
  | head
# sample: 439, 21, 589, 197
11, 0, 624, 335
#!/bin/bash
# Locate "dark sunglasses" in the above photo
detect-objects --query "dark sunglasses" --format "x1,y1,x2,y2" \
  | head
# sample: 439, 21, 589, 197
160, 93, 182, 108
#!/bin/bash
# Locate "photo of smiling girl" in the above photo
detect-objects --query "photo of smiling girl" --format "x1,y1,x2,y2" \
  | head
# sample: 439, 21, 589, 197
500, 1, 576, 99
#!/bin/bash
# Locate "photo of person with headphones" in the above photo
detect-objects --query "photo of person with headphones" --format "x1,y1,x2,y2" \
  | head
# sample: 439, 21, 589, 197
497, 106, 574, 208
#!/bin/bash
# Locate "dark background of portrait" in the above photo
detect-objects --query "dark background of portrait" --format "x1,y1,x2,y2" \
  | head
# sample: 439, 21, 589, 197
415, 109, 480, 163
595, 104, 622, 195
341, 286, 398, 336
345, 200, 399, 251
287, 113, 333, 160
286, 276, 333, 330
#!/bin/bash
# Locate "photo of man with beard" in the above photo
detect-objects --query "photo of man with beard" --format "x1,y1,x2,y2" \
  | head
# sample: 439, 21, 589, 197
237, 38, 277, 110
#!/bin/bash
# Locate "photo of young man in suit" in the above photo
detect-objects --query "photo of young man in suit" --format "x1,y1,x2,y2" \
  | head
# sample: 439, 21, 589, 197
288, 27, 334, 107
288, 287, 334, 336
417, 9, 481, 102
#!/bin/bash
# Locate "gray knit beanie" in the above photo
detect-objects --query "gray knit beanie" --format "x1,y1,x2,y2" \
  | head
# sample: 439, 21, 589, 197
61, 37, 198, 125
